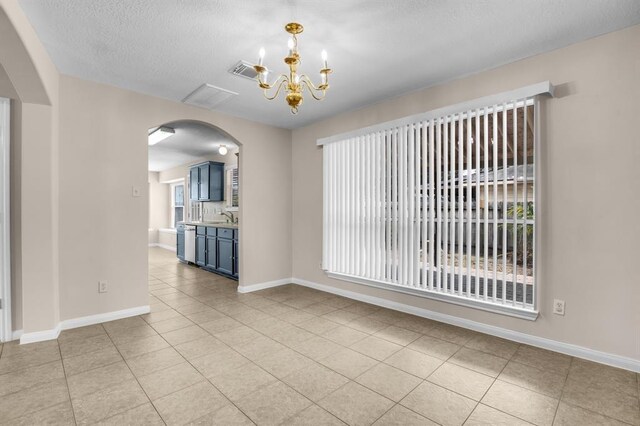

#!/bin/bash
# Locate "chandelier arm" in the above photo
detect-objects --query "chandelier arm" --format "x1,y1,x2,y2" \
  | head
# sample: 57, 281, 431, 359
263, 75, 289, 101
301, 77, 326, 101
300, 75, 324, 92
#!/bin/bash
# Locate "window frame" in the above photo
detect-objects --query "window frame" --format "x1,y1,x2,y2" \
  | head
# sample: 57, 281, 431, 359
170, 180, 185, 229
319, 82, 554, 320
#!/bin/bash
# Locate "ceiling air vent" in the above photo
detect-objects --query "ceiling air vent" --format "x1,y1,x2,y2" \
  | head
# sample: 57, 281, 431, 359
182, 84, 238, 110
229, 60, 259, 80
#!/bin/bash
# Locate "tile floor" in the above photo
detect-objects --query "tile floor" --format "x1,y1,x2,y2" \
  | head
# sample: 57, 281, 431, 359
0, 247, 638, 425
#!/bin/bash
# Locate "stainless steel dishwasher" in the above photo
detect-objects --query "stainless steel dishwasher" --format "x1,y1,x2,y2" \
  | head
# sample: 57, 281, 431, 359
184, 225, 196, 263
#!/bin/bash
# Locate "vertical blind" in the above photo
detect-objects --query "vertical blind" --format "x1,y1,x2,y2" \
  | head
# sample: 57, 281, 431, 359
320, 83, 553, 318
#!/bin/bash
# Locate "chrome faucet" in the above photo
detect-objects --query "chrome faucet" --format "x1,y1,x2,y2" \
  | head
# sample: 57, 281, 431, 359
221, 211, 237, 224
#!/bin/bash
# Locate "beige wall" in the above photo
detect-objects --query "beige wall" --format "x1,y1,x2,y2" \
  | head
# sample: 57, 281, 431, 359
57, 75, 291, 321
292, 25, 640, 361
148, 171, 169, 244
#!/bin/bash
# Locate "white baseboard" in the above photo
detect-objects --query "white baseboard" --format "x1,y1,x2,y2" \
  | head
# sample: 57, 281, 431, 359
11, 329, 23, 341
60, 305, 150, 330
18, 305, 150, 345
149, 243, 176, 252
237, 278, 293, 294
291, 277, 640, 373
20, 324, 61, 344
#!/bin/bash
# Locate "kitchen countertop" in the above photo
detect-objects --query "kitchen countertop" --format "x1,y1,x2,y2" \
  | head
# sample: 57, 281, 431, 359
180, 221, 238, 229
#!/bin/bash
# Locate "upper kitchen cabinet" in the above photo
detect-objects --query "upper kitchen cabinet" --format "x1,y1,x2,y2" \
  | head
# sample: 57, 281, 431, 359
189, 161, 225, 202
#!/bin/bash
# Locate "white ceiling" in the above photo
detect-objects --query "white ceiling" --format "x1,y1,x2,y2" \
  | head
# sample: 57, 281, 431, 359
18, 0, 640, 129
148, 120, 238, 172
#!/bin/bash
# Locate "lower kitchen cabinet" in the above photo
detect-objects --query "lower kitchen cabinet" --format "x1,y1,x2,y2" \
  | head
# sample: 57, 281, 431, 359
176, 224, 185, 261
217, 238, 234, 276
205, 236, 217, 269
233, 240, 238, 278
195, 235, 206, 266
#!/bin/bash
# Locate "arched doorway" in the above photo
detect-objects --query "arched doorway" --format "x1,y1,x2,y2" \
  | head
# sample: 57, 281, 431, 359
147, 120, 242, 291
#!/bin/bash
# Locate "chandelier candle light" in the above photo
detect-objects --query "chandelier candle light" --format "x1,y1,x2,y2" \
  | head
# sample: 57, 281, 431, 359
253, 22, 332, 114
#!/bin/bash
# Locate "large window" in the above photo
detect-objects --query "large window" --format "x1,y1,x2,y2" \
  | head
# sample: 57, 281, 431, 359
171, 182, 184, 228
320, 83, 553, 319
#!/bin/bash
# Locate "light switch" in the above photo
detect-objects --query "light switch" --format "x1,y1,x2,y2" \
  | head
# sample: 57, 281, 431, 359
132, 186, 141, 197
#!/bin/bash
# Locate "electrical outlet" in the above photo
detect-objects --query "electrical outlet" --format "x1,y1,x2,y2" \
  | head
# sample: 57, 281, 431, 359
98, 281, 108, 293
553, 299, 565, 315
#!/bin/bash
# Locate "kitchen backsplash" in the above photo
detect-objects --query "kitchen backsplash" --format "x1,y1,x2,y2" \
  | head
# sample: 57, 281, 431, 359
190, 201, 238, 223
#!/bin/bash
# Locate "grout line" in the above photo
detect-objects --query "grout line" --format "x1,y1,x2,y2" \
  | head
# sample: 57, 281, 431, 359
57, 334, 79, 426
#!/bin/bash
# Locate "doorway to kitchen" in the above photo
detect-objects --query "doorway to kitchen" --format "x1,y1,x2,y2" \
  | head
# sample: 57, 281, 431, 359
0, 97, 11, 342
148, 120, 240, 281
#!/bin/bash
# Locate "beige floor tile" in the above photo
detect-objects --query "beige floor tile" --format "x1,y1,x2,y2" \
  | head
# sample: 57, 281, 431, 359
373, 325, 421, 346
283, 362, 350, 402
58, 333, 114, 359
190, 347, 250, 379
63, 345, 123, 376
373, 405, 438, 425
427, 324, 478, 345
67, 360, 135, 398
174, 335, 226, 360
138, 361, 205, 400
9, 401, 76, 426
214, 325, 263, 347
174, 301, 210, 315
343, 302, 381, 316
448, 347, 509, 378
95, 402, 164, 425
284, 404, 346, 425
256, 347, 315, 378
277, 308, 316, 325
235, 335, 287, 360
186, 403, 254, 425
319, 381, 394, 426
291, 336, 344, 361
102, 316, 148, 333
0, 343, 56, 372
231, 307, 273, 324
301, 302, 339, 316
0, 378, 70, 423
427, 363, 494, 401
562, 377, 639, 425
142, 309, 183, 324
297, 316, 341, 334
346, 317, 389, 334
0, 360, 65, 397
464, 334, 519, 359
210, 362, 278, 401
392, 316, 438, 334
116, 335, 170, 359
184, 308, 226, 324
554, 402, 630, 426
384, 347, 443, 378
107, 324, 158, 345
236, 381, 312, 425
322, 309, 363, 325
356, 363, 422, 402
199, 316, 244, 334
323, 325, 369, 346
71, 379, 149, 425
126, 347, 184, 377
481, 380, 558, 426
160, 324, 209, 346
258, 302, 297, 317
401, 381, 476, 426
350, 335, 403, 361
58, 324, 106, 342
150, 315, 194, 333
153, 381, 228, 426
319, 348, 379, 379
498, 360, 566, 398
465, 404, 532, 425
283, 297, 318, 310
568, 358, 638, 397
408, 335, 461, 360
269, 324, 316, 346
511, 345, 571, 376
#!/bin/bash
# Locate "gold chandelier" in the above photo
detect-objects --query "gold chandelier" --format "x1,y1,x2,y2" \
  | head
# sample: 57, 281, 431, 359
253, 22, 332, 114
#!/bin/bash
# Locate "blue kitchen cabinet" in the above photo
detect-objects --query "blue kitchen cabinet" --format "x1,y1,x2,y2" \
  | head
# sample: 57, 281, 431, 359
189, 167, 199, 201
176, 224, 185, 261
195, 235, 206, 266
189, 161, 225, 202
217, 237, 234, 276
233, 238, 239, 278
205, 235, 217, 269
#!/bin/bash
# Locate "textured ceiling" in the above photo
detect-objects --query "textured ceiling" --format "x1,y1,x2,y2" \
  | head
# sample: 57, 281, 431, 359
18, 0, 640, 129
148, 120, 238, 172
